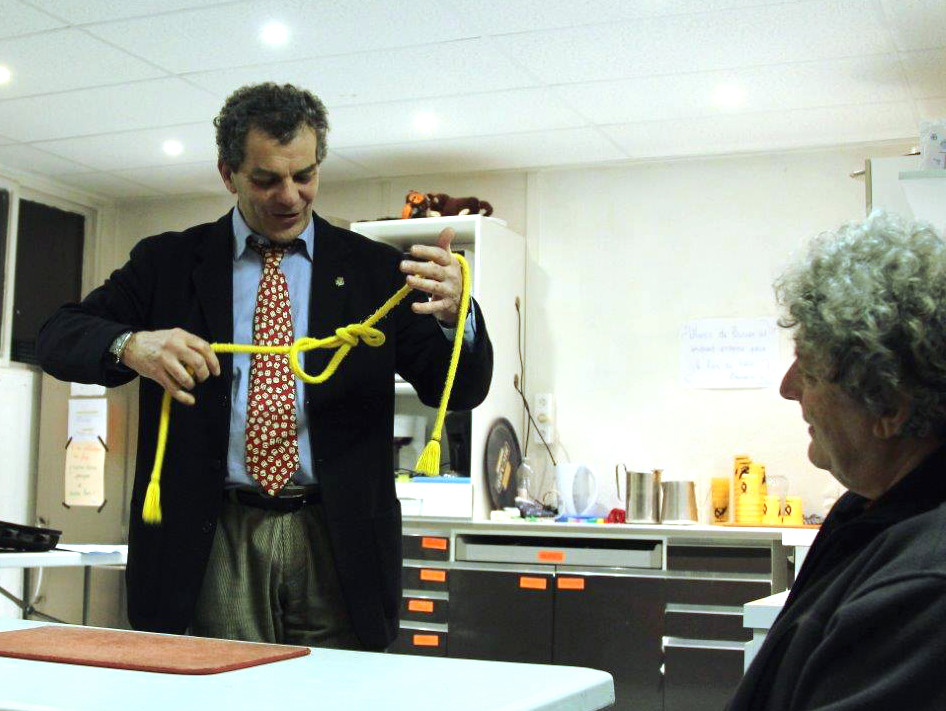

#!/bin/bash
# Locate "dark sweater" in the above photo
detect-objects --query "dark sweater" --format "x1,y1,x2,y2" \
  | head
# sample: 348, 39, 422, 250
727, 445, 946, 710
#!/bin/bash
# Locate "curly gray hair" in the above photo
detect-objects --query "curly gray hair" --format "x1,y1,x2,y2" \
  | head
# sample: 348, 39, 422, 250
214, 83, 329, 170
776, 209, 946, 438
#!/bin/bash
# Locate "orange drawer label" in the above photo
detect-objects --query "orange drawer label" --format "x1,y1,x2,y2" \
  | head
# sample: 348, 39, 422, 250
557, 577, 585, 590
419, 569, 447, 583
421, 536, 448, 551
519, 576, 548, 590
408, 599, 434, 613
537, 550, 565, 563
413, 634, 440, 647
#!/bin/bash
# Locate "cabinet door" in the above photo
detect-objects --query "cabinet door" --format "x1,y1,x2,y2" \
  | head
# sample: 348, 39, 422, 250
448, 567, 553, 663
663, 641, 744, 711
554, 573, 664, 711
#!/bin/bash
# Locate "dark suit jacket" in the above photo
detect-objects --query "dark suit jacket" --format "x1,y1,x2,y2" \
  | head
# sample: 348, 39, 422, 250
37, 211, 493, 649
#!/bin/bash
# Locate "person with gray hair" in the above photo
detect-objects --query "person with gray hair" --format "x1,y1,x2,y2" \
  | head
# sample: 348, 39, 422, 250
727, 209, 946, 710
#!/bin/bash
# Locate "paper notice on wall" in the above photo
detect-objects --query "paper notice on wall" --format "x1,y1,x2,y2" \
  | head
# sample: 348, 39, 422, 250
64, 439, 106, 507
70, 382, 106, 397
68, 397, 107, 444
680, 317, 779, 389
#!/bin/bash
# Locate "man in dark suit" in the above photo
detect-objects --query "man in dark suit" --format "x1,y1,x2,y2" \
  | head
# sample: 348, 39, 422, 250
36, 83, 493, 650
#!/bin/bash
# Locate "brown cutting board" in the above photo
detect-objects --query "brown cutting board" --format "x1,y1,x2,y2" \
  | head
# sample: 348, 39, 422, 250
0, 626, 310, 674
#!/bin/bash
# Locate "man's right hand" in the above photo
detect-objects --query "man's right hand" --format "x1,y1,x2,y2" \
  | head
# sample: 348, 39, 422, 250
121, 328, 221, 406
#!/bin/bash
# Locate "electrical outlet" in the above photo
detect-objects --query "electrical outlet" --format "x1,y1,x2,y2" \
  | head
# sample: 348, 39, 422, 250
533, 393, 555, 445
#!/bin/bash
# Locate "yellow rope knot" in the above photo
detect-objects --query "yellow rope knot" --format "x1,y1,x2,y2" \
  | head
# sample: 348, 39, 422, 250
141, 253, 471, 524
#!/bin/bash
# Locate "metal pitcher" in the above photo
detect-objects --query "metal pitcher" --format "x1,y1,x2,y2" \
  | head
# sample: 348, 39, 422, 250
615, 465, 662, 523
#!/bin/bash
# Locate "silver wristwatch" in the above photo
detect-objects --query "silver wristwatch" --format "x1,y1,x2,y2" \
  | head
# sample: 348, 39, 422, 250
108, 331, 133, 365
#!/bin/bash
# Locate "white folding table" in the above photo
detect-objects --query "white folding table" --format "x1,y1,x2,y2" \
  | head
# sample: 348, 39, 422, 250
0, 619, 614, 711
0, 546, 127, 624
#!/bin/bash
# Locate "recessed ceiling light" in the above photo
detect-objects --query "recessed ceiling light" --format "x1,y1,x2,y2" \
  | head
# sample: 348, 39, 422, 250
162, 139, 183, 157
712, 83, 746, 109
0, 66, 11, 85
261, 21, 289, 46
413, 112, 439, 133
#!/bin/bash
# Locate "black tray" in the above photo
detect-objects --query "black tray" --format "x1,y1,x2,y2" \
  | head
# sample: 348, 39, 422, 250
0, 520, 62, 553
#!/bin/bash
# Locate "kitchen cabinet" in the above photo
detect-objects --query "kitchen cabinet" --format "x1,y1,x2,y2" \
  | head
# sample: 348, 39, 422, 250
447, 535, 666, 711
395, 521, 794, 710
662, 543, 787, 711
350, 216, 525, 519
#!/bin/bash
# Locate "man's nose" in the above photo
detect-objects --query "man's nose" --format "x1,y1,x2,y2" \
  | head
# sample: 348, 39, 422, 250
780, 359, 801, 401
273, 180, 298, 206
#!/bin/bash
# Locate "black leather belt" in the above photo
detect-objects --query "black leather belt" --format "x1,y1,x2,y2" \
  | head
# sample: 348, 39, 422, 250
224, 485, 321, 513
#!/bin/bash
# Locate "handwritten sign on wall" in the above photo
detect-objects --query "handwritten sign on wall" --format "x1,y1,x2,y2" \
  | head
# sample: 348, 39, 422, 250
680, 317, 779, 389
65, 439, 106, 507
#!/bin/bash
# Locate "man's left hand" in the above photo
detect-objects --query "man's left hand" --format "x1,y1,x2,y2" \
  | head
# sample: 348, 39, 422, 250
400, 227, 462, 327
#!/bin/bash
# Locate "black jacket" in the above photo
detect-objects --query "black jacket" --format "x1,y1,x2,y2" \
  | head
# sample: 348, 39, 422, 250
727, 445, 946, 709
36, 211, 493, 649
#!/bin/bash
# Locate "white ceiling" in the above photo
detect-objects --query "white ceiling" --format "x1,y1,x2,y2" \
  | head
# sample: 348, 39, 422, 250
0, 0, 943, 200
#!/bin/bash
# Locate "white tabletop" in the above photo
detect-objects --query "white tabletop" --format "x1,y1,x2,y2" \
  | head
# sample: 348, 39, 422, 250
0, 546, 127, 570
743, 590, 789, 630
0, 620, 614, 711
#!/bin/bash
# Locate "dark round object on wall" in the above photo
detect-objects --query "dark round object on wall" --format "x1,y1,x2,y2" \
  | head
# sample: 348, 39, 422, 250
484, 418, 522, 510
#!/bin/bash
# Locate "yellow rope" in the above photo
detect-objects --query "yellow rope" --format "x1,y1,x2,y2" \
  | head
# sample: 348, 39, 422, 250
142, 254, 471, 524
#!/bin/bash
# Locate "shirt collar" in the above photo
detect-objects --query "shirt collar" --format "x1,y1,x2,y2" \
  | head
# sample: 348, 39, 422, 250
231, 207, 314, 261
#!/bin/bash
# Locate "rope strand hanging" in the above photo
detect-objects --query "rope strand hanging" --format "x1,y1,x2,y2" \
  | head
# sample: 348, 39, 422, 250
142, 253, 471, 524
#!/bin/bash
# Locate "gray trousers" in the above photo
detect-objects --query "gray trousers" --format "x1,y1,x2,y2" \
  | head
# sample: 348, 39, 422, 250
191, 500, 362, 649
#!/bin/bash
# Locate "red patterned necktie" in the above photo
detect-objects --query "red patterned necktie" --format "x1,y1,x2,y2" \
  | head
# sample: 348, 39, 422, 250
245, 244, 299, 496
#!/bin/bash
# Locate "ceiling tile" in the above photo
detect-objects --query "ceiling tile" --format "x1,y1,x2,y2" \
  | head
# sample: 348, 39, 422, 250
319, 153, 375, 182
185, 38, 538, 106
0, 77, 220, 142
601, 102, 917, 158
880, 0, 946, 52
441, 0, 804, 35
0, 143, 93, 175
900, 49, 946, 100
493, 0, 893, 84
35, 122, 216, 171
0, 0, 66, 39
85, 0, 476, 75
557, 55, 911, 125
27, 0, 236, 24
334, 127, 627, 176
329, 88, 588, 148
115, 161, 225, 196
54, 171, 165, 199
0, 28, 163, 100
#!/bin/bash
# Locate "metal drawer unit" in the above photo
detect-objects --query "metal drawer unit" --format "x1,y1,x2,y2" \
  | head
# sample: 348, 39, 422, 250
454, 534, 663, 569
662, 542, 790, 711
393, 532, 453, 656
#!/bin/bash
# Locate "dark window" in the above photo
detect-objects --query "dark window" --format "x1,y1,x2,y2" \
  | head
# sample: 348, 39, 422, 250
0, 190, 7, 324
13, 199, 84, 365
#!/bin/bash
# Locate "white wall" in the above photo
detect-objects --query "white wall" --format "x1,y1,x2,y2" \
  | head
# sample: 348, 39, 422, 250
112, 141, 915, 521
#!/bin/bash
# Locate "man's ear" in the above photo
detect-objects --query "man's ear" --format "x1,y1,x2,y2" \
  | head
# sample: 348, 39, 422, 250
218, 160, 237, 194
874, 397, 912, 439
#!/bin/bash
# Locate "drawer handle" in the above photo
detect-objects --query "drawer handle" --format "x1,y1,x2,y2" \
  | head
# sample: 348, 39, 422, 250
421, 536, 448, 551
519, 576, 548, 590
419, 569, 447, 583
557, 577, 585, 591
408, 599, 434, 613
537, 550, 565, 563
412, 634, 441, 647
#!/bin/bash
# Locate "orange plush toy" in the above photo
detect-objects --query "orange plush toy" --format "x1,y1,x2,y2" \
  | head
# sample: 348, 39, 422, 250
401, 190, 430, 218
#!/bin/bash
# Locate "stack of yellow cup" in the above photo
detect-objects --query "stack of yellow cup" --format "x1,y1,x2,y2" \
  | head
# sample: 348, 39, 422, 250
735, 461, 766, 524
711, 476, 730, 523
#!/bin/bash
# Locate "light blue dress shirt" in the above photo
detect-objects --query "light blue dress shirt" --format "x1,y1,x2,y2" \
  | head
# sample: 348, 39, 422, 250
225, 209, 475, 488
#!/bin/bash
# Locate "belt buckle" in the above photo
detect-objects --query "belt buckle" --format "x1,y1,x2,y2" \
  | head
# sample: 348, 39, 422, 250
277, 485, 307, 500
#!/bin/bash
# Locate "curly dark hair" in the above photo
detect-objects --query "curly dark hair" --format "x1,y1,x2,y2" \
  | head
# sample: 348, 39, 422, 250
214, 83, 329, 170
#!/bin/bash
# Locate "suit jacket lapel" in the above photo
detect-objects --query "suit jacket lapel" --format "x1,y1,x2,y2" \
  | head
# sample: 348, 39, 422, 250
192, 212, 234, 345
306, 214, 352, 393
